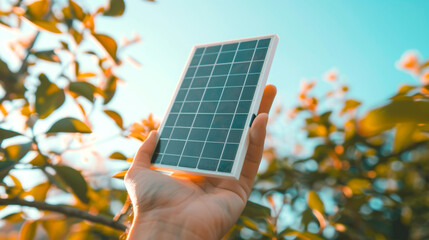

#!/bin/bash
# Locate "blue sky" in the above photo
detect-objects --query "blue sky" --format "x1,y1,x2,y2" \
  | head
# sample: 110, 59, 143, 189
95, 0, 429, 124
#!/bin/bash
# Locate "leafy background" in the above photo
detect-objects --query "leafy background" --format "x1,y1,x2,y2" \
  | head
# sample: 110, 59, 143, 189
1, 0, 429, 239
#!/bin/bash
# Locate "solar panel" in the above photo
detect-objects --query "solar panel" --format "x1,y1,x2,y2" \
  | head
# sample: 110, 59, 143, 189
151, 35, 279, 179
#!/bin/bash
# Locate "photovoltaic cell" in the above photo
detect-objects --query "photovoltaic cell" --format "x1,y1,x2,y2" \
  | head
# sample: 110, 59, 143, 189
151, 35, 278, 179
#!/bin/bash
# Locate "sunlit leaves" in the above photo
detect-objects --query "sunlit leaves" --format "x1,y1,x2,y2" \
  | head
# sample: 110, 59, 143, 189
53, 165, 89, 204
92, 33, 118, 61
347, 178, 371, 195
35, 74, 65, 119
340, 99, 361, 115
104, 109, 124, 129
394, 123, 417, 153
24, 182, 50, 201
26, 0, 49, 19
104, 0, 125, 17
359, 99, 429, 136
41, 219, 67, 239
19, 220, 38, 240
109, 152, 127, 160
32, 50, 60, 62
68, 81, 97, 102
27, 19, 62, 33
46, 117, 91, 133
69, 0, 85, 21
307, 190, 324, 214
112, 170, 126, 179
241, 200, 271, 219
103, 76, 117, 104
5, 142, 32, 161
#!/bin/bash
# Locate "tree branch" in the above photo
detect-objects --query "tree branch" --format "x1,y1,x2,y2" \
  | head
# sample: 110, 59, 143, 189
0, 197, 127, 231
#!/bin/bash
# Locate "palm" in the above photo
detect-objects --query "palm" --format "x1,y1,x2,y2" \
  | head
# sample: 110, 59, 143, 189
129, 167, 248, 235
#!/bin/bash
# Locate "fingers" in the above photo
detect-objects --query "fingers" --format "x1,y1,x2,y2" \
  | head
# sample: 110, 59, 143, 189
238, 84, 277, 195
258, 84, 277, 115
239, 113, 268, 193
130, 131, 158, 169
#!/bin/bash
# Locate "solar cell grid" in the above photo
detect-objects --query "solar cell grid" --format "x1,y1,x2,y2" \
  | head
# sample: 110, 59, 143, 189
151, 35, 278, 179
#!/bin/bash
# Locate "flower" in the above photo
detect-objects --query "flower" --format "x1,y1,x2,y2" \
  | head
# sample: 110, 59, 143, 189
129, 114, 159, 141
396, 51, 420, 75
421, 71, 429, 85
324, 68, 338, 82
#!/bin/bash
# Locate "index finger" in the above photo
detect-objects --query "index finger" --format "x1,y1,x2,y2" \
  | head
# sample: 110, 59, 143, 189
239, 84, 276, 195
258, 84, 277, 114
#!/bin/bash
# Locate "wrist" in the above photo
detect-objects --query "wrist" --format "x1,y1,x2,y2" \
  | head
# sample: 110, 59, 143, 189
127, 214, 212, 240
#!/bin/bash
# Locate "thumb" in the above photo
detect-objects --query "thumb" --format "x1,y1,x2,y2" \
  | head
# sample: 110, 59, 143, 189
130, 130, 158, 169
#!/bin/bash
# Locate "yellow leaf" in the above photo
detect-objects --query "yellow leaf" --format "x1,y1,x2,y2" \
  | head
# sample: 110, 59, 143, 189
307, 190, 324, 214
77, 72, 96, 79
29, 153, 46, 167
394, 123, 416, 153
27, 0, 49, 19
112, 170, 127, 179
358, 99, 429, 137
26, 18, 61, 33
69, 0, 85, 21
42, 219, 67, 239
25, 182, 50, 201
240, 216, 259, 232
104, 109, 124, 129
347, 178, 371, 194
92, 33, 117, 61
19, 220, 38, 240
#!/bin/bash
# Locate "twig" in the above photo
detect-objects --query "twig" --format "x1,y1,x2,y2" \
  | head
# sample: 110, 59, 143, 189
18, 31, 40, 74
113, 195, 132, 222
0, 197, 127, 231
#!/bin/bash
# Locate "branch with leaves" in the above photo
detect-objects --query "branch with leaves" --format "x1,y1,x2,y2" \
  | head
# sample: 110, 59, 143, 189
0, 198, 127, 231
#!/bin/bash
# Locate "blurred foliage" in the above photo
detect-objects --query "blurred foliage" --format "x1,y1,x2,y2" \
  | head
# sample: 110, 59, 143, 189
0, 0, 156, 239
1, 0, 429, 240
224, 53, 429, 240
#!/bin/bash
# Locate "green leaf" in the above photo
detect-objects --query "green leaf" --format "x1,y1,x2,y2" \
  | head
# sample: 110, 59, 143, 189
69, 81, 96, 102
307, 190, 324, 214
19, 220, 38, 240
241, 200, 271, 219
109, 151, 127, 160
0, 128, 21, 141
33, 50, 60, 62
0, 161, 16, 182
359, 99, 429, 136
104, 109, 123, 129
5, 142, 32, 161
103, 76, 117, 104
394, 123, 417, 153
104, 0, 125, 17
92, 33, 118, 61
46, 117, 91, 134
35, 74, 65, 119
52, 165, 89, 204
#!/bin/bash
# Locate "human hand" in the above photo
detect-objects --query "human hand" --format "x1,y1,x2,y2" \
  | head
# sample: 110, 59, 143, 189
125, 85, 277, 240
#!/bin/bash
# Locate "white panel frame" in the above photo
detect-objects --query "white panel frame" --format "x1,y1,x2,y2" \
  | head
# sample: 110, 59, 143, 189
152, 34, 279, 180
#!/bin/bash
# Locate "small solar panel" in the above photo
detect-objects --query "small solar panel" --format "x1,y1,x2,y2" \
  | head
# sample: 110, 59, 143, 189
151, 35, 279, 179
